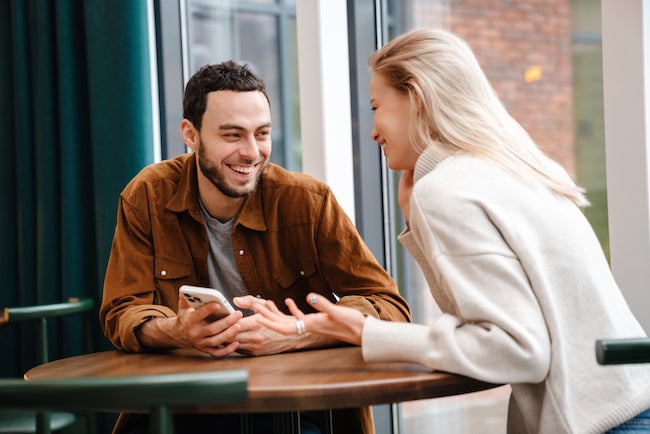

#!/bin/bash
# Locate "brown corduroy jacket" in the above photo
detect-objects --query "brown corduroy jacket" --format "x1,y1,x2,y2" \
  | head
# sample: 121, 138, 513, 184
100, 152, 411, 434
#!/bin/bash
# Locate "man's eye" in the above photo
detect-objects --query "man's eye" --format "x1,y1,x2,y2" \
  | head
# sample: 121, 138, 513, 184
370, 106, 377, 111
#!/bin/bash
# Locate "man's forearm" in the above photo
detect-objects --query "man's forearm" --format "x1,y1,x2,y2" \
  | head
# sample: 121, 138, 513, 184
135, 317, 182, 350
295, 331, 348, 350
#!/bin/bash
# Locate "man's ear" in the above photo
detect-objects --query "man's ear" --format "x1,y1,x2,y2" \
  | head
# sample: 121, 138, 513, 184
180, 119, 199, 151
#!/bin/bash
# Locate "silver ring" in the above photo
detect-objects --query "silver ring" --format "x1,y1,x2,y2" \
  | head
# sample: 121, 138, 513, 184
295, 319, 305, 335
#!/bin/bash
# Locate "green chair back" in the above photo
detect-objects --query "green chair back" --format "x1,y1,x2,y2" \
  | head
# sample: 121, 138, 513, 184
0, 298, 94, 434
596, 337, 650, 365
0, 371, 249, 434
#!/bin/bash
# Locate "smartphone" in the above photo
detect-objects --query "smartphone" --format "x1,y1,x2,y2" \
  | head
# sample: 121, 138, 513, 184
179, 285, 236, 322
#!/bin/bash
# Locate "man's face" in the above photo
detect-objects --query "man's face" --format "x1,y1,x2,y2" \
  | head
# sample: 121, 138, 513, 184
192, 90, 272, 198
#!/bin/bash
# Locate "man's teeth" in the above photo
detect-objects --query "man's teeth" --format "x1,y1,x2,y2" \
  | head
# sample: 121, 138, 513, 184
231, 165, 253, 174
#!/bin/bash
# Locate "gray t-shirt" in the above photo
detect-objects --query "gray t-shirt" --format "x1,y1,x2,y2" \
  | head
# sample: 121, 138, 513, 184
199, 202, 249, 308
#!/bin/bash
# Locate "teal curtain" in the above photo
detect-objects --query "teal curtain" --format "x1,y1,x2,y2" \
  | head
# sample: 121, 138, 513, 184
0, 0, 155, 376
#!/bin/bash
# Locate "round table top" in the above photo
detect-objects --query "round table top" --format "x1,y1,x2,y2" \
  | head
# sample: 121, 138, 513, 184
26, 346, 500, 413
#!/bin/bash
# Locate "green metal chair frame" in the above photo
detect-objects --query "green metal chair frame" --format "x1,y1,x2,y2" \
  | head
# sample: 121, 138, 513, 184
0, 371, 248, 434
596, 337, 650, 365
0, 298, 94, 434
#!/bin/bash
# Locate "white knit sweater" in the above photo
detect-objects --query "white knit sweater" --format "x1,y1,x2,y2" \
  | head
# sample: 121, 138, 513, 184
362, 150, 650, 433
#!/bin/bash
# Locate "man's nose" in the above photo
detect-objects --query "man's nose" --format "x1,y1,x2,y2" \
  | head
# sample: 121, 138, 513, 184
240, 135, 261, 158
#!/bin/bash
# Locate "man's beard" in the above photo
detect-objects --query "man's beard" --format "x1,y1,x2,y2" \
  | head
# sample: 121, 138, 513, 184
197, 144, 263, 198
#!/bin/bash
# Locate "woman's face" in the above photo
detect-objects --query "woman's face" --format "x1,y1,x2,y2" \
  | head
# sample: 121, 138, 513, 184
369, 72, 420, 171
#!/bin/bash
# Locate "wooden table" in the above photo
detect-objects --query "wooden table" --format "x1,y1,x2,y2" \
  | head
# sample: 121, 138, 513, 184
25, 346, 500, 432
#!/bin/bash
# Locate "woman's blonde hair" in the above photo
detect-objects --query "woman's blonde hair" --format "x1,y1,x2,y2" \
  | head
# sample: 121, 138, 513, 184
368, 28, 588, 207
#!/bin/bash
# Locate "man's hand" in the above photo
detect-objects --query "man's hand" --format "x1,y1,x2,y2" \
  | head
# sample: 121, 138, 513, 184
136, 294, 243, 359
234, 294, 361, 351
233, 313, 306, 356
233, 295, 341, 355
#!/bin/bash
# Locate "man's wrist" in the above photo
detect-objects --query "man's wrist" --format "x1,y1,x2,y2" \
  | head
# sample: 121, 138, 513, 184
135, 316, 178, 350
295, 332, 341, 350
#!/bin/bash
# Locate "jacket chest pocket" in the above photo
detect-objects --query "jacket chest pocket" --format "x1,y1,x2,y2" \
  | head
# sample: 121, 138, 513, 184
151, 212, 203, 288
154, 256, 193, 280
273, 256, 317, 289
154, 256, 194, 306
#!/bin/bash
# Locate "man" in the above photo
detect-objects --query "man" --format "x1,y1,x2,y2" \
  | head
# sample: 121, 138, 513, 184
100, 61, 410, 434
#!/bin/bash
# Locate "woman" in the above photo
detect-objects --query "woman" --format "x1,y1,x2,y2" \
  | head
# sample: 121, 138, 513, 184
234, 28, 650, 433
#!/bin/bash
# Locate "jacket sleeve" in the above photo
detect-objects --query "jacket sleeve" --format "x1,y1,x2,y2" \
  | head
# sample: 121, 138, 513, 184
314, 189, 411, 323
100, 190, 176, 352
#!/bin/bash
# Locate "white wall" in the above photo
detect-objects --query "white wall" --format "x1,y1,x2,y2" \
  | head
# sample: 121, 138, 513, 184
602, 0, 650, 332
295, 0, 356, 223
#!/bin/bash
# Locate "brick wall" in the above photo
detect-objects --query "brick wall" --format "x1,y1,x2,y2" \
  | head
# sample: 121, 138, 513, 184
408, 0, 575, 174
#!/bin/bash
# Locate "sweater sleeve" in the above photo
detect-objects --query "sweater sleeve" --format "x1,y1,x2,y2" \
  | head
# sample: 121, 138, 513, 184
362, 185, 551, 385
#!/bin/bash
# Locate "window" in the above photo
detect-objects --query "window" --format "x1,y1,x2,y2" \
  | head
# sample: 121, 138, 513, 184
156, 0, 301, 170
572, 0, 607, 258
376, 1, 606, 433
156, 1, 611, 432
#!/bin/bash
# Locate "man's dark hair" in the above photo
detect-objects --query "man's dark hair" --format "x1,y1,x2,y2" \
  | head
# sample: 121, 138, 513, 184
183, 60, 270, 130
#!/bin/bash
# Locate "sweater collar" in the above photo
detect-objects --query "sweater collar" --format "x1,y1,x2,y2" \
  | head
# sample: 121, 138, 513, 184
413, 145, 455, 183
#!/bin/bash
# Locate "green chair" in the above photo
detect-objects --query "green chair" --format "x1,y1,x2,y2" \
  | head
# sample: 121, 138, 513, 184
0, 371, 248, 434
0, 298, 94, 434
595, 337, 650, 365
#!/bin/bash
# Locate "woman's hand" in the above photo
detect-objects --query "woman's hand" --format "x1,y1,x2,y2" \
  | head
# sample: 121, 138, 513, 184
234, 293, 366, 346
398, 170, 415, 224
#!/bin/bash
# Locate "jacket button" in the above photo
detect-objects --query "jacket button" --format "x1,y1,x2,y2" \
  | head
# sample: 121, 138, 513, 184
161, 270, 167, 276
238, 249, 244, 255
299, 270, 305, 276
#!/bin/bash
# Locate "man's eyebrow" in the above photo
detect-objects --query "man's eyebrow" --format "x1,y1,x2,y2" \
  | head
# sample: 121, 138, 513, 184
218, 123, 272, 130
218, 124, 245, 131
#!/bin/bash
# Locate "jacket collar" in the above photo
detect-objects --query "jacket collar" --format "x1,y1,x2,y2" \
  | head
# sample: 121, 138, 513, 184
235, 170, 267, 232
166, 153, 201, 219
166, 152, 267, 231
